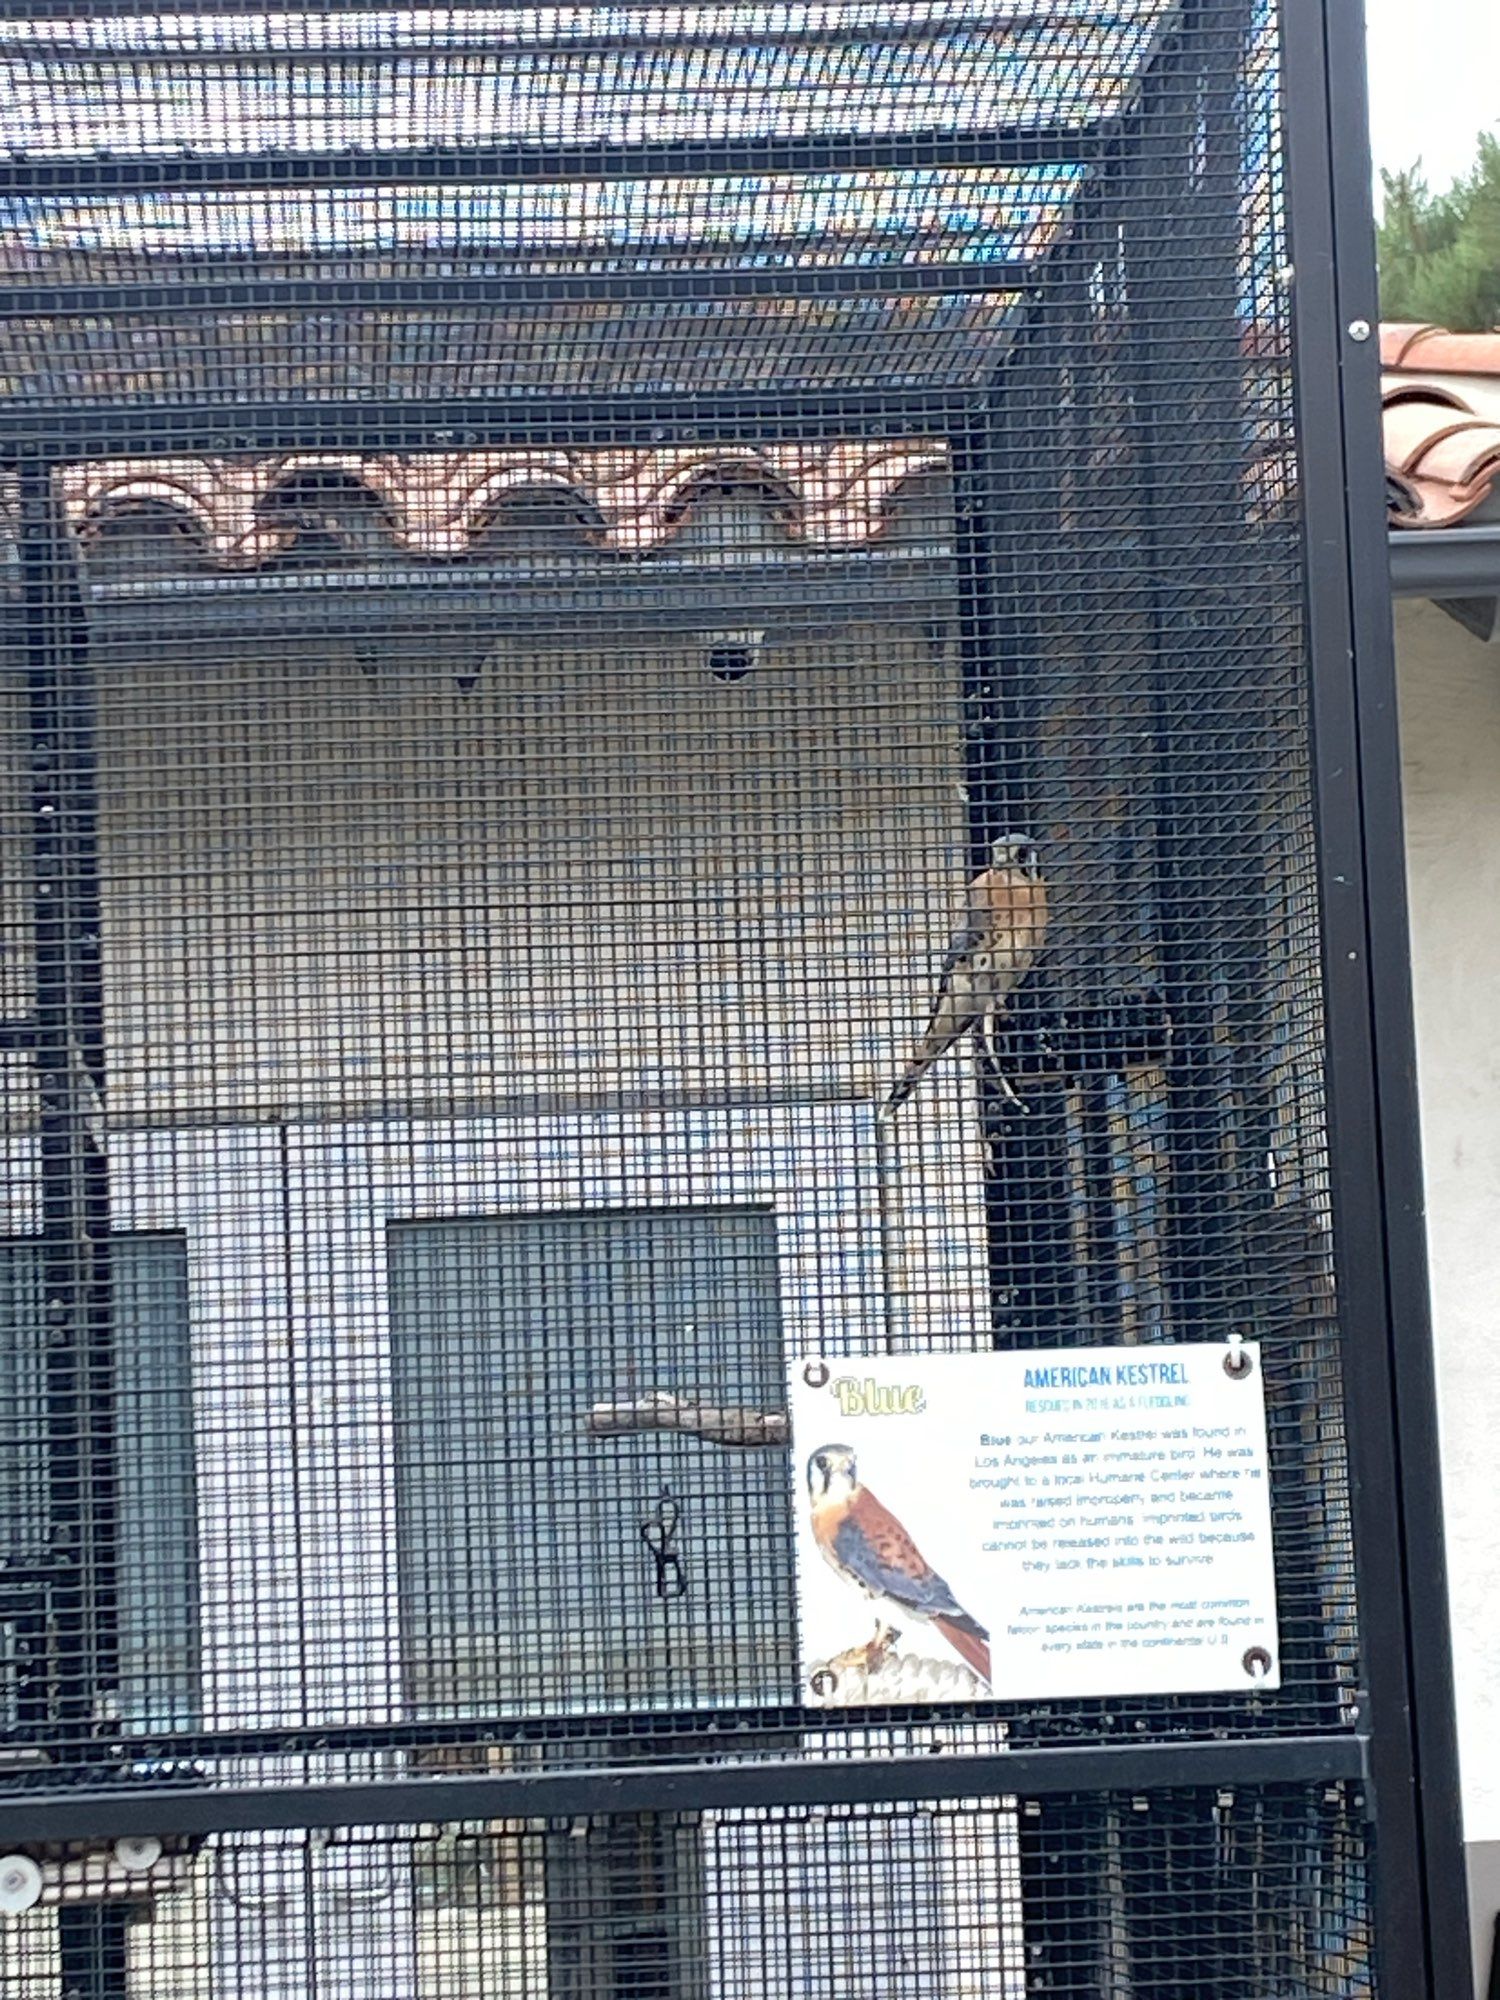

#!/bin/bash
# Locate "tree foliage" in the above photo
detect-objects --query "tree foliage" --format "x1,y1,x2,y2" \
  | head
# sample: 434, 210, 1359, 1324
1378, 133, 1500, 331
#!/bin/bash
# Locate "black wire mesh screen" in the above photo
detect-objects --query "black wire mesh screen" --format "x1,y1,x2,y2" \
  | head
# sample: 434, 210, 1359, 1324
1, 1788, 1373, 2000
0, 2, 1382, 1996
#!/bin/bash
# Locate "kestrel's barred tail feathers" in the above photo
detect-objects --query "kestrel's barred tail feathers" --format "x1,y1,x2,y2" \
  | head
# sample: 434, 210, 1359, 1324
877, 1058, 928, 1120
878, 925, 984, 1118
933, 1611, 992, 1685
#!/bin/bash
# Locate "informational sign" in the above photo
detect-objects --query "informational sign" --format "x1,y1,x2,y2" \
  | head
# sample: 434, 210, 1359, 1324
788, 1343, 1279, 1707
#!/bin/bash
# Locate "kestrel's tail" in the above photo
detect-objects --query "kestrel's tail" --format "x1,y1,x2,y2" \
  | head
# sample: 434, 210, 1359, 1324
934, 1611, 992, 1685
878, 1054, 929, 1120
879, 1023, 964, 1120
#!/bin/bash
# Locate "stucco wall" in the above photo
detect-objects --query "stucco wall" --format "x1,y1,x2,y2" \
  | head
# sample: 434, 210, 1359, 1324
1394, 596, 1500, 1976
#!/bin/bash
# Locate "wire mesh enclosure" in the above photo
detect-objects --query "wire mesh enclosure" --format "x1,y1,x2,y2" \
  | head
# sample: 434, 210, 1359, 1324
0, 2, 1462, 1997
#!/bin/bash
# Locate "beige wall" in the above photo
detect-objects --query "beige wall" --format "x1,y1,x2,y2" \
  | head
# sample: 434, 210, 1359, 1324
94, 625, 964, 1129
1394, 596, 1500, 1983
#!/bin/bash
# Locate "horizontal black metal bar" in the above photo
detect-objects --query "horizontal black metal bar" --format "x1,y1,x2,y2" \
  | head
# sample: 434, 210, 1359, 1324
0, 0, 487, 11
80, 549, 952, 600
0, 1735, 1369, 1843
0, 390, 975, 462
0, 126, 1102, 200
1388, 526, 1500, 599
0, 6, 1095, 62
0, 258, 1038, 321
0, 1078, 903, 1136
10, 1693, 1337, 1774
0, 19, 1002, 60
73, 555, 956, 646
6, 1705, 807, 1766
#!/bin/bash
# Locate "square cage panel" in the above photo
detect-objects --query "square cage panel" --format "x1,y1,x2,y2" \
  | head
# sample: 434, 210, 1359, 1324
0, 1234, 196, 1739
0, 2, 1461, 1998
389, 1207, 792, 1719
0, 5, 1170, 417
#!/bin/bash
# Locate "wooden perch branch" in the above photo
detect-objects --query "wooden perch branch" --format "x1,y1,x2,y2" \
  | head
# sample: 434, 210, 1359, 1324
585, 1389, 788, 1450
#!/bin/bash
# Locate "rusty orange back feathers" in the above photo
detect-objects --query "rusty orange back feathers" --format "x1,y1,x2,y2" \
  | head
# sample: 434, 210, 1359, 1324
847, 1485, 938, 1584
880, 833, 1049, 1120
806, 1452, 993, 1685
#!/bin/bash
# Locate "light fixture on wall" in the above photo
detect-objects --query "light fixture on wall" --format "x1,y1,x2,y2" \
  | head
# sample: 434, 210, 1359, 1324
704, 629, 766, 682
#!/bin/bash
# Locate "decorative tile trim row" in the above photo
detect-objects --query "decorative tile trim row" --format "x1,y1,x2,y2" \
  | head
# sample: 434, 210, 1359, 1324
57, 442, 951, 566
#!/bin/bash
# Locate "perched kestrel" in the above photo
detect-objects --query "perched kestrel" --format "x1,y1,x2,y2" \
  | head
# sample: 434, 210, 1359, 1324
806, 1442, 991, 1685
881, 833, 1049, 1118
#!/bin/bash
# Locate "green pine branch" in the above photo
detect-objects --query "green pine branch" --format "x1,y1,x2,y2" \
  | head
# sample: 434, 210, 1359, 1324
1379, 132, 1500, 331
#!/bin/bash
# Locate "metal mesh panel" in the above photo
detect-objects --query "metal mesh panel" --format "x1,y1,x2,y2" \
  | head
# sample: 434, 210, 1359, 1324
0, 2, 1427, 1996
0, 1787, 1373, 2000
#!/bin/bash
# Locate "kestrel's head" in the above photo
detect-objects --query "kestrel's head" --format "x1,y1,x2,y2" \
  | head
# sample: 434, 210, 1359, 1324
807, 1443, 859, 1503
989, 832, 1041, 879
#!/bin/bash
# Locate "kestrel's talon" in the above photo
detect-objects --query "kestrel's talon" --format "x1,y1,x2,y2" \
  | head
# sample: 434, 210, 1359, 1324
976, 1023, 1030, 1114
862, 1623, 902, 1671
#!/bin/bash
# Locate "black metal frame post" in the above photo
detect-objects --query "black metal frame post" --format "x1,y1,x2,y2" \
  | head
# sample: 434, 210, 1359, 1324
952, 379, 1078, 1350
1119, 21, 1258, 1352
1116, 5, 1384, 1984
956, 308, 1121, 1995
1008, 81, 1238, 1985
1281, 0, 1469, 1995
19, 457, 122, 2000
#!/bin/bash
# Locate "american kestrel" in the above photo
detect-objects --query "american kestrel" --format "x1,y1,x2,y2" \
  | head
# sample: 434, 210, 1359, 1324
806, 1443, 991, 1684
880, 833, 1049, 1118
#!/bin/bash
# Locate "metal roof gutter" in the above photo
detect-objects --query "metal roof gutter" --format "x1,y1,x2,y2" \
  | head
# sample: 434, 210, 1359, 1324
1388, 526, 1500, 599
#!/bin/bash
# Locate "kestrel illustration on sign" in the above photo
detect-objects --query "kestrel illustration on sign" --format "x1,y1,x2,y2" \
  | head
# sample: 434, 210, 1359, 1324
806, 1443, 992, 1685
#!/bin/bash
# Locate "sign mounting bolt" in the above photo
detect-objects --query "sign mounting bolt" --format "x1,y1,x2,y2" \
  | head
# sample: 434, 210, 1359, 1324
1347, 319, 1371, 342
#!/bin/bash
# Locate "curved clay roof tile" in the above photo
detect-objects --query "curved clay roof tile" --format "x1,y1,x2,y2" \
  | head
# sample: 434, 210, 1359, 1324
1381, 326, 1500, 528
1380, 323, 1500, 376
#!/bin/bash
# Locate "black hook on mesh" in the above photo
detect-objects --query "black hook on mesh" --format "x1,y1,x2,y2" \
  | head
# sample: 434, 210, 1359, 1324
640, 1488, 688, 1601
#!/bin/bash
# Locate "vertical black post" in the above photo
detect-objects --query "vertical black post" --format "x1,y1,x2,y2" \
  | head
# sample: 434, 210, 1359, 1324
1120, 24, 1263, 1349
545, 1810, 707, 2000
1282, 0, 1470, 1991
952, 343, 1075, 1350
960, 290, 1124, 1985
1116, 14, 1288, 1995
20, 458, 123, 2000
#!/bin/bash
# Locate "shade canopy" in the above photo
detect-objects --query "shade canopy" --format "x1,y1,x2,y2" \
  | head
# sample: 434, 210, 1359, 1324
0, 2, 1176, 423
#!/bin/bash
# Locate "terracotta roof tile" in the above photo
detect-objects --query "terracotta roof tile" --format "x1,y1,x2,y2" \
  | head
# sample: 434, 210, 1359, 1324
1380, 323, 1500, 375
55, 442, 952, 567
37, 319, 1500, 554
1381, 321, 1500, 528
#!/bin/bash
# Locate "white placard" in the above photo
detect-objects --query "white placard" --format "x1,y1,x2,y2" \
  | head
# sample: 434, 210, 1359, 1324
789, 1343, 1280, 1707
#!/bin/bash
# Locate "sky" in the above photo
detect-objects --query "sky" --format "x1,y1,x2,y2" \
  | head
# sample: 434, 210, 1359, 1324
1365, 0, 1500, 190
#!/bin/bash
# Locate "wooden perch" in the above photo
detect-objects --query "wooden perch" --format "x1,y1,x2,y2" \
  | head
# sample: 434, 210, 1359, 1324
586, 1389, 788, 1450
